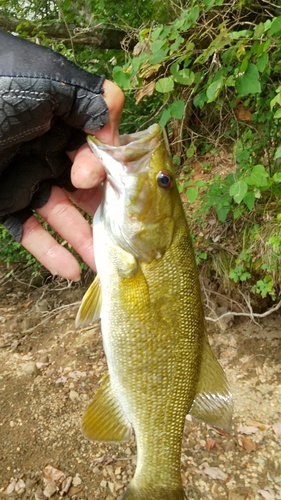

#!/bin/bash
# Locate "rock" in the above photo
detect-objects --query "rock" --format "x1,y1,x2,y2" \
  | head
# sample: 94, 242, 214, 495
34, 488, 47, 500
60, 476, 72, 495
36, 299, 50, 312
43, 481, 57, 498
21, 362, 40, 377
72, 476, 82, 486
69, 390, 79, 401
6, 480, 16, 494
20, 318, 36, 331
216, 306, 234, 332
15, 479, 25, 492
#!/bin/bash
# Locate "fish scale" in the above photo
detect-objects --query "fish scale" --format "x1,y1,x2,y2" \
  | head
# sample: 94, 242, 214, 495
76, 124, 233, 500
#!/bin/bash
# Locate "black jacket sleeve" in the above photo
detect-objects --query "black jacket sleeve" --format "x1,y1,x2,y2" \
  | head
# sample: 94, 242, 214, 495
0, 29, 109, 241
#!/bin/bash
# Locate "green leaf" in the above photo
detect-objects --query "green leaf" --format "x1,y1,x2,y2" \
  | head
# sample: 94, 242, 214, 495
203, 0, 216, 11
274, 146, 281, 160
216, 206, 230, 223
269, 16, 281, 36
112, 66, 131, 88
256, 52, 268, 73
243, 191, 255, 210
159, 101, 185, 126
170, 36, 184, 52
150, 39, 166, 52
254, 22, 264, 39
151, 25, 164, 41
229, 180, 248, 204
159, 108, 171, 128
239, 57, 249, 73
195, 179, 207, 187
245, 164, 269, 187
186, 144, 196, 159
273, 172, 281, 183
235, 63, 261, 95
173, 155, 181, 166
131, 53, 147, 73
270, 91, 281, 110
189, 5, 200, 23
170, 63, 195, 85
155, 76, 174, 93
228, 30, 252, 39
274, 109, 281, 119
186, 187, 198, 203
206, 77, 224, 102
170, 100, 185, 119
177, 182, 184, 194
149, 49, 168, 64
193, 91, 206, 109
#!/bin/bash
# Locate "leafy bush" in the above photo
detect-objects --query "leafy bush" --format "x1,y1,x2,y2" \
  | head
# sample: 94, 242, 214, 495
113, 0, 281, 298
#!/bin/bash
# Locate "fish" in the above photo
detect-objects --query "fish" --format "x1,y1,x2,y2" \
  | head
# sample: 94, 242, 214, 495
76, 123, 233, 500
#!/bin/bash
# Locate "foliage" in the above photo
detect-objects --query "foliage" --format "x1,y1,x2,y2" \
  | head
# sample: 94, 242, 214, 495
112, 0, 281, 299
0, 227, 42, 277
1, 0, 281, 301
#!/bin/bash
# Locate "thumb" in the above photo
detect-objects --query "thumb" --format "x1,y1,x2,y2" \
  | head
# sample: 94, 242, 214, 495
85, 79, 124, 146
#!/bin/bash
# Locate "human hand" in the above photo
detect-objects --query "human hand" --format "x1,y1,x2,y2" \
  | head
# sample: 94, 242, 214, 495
0, 30, 124, 280
20, 80, 124, 281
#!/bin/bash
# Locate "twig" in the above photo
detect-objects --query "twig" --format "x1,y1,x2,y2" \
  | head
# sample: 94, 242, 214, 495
205, 298, 281, 323
24, 302, 81, 333
57, 2, 77, 63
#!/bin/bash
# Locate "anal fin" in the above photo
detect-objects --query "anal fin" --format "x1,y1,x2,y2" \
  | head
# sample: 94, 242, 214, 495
190, 340, 233, 430
82, 372, 132, 442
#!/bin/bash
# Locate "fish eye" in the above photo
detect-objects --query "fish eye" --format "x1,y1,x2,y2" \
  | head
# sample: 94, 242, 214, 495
157, 171, 173, 190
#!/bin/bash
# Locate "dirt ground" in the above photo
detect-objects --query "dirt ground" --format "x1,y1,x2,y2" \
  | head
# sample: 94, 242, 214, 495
0, 269, 280, 500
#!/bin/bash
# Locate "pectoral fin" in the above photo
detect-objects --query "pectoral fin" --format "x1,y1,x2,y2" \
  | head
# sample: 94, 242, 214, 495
82, 373, 132, 442
190, 341, 233, 430
75, 274, 102, 328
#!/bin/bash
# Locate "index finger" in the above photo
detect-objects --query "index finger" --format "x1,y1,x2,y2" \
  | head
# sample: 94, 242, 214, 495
22, 186, 98, 281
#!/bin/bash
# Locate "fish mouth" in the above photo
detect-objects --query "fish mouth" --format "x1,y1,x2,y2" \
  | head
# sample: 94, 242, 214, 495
87, 124, 161, 185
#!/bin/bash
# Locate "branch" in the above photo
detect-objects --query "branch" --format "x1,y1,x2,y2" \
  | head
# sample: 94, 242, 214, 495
205, 297, 281, 323
0, 15, 136, 50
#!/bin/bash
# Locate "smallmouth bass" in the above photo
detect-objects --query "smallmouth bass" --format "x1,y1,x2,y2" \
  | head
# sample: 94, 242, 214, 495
76, 124, 233, 500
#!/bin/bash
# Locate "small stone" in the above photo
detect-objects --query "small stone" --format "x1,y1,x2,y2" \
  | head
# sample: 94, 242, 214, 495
43, 481, 57, 498
21, 361, 40, 377
34, 488, 46, 500
108, 482, 114, 493
15, 479, 25, 492
20, 318, 35, 331
69, 390, 79, 401
38, 355, 49, 364
68, 486, 82, 496
60, 476, 72, 494
25, 478, 38, 491
36, 299, 50, 312
72, 476, 82, 486
45, 368, 55, 378
6, 480, 16, 494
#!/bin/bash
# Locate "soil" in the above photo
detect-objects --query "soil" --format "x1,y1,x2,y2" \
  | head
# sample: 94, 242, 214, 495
0, 268, 280, 500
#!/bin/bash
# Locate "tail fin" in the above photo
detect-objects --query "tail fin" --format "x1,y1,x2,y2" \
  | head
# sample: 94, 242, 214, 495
121, 484, 186, 500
